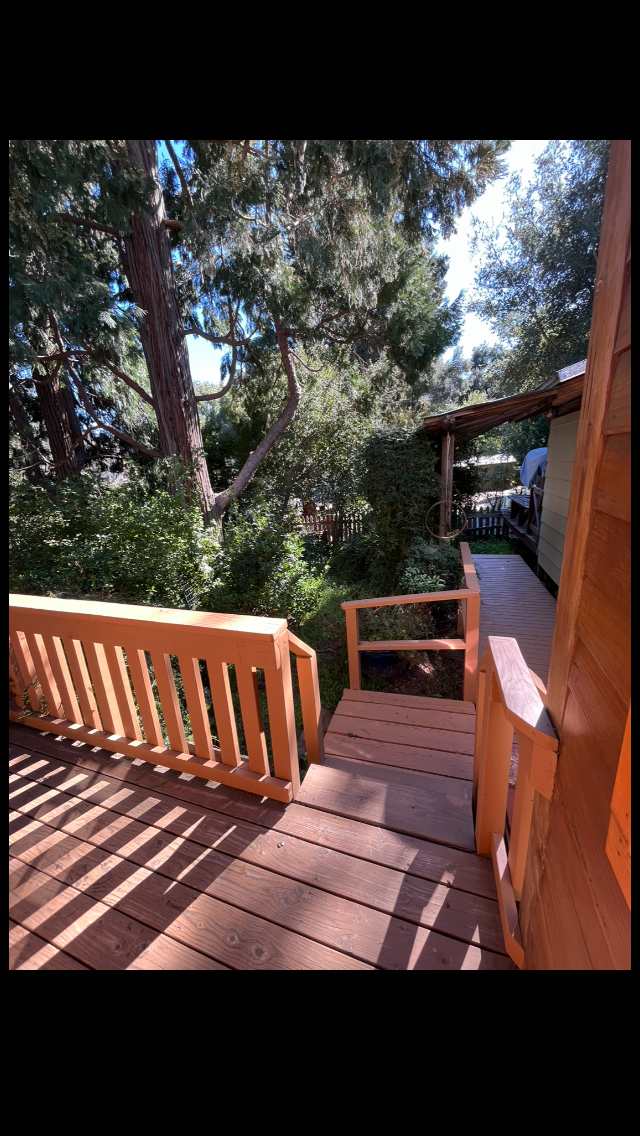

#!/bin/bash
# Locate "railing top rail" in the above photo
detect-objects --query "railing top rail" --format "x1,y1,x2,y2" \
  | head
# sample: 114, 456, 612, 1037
481, 636, 558, 750
9, 593, 287, 640
341, 587, 478, 611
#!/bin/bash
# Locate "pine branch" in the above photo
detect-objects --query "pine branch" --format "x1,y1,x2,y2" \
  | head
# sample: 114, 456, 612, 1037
92, 356, 155, 407
164, 140, 192, 204
64, 360, 162, 459
184, 326, 253, 348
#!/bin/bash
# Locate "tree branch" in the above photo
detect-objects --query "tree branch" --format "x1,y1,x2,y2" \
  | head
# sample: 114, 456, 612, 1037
37, 347, 155, 407
91, 356, 155, 407
164, 140, 192, 204
214, 316, 301, 518
65, 363, 162, 459
184, 326, 253, 348
55, 214, 121, 236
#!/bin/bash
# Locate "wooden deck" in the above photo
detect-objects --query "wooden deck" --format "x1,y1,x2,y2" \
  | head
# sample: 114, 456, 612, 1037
9, 706, 514, 971
473, 554, 557, 684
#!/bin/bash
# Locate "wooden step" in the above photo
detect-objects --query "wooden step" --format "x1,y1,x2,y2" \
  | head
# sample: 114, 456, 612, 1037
341, 688, 476, 715
297, 758, 475, 851
325, 731, 473, 780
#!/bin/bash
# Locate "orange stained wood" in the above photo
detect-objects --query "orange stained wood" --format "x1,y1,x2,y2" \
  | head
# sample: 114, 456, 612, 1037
521, 140, 631, 970
606, 709, 631, 908
9, 595, 318, 806
341, 542, 480, 701
9, 721, 515, 970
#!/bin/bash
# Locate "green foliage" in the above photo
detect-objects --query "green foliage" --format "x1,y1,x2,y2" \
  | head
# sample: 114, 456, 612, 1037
203, 349, 374, 513
397, 537, 461, 593
470, 140, 610, 393
359, 428, 440, 588
9, 467, 216, 607
358, 602, 433, 643
206, 506, 327, 627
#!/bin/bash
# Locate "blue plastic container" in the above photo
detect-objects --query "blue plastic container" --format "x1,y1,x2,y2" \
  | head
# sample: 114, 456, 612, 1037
362, 651, 400, 677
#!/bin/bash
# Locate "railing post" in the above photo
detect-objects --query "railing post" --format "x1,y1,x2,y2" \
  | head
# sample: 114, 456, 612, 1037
345, 606, 361, 691
473, 659, 487, 811
475, 671, 513, 855
463, 591, 480, 704
264, 637, 300, 796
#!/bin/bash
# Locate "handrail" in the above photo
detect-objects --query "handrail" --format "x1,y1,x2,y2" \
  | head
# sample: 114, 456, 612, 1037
9, 593, 324, 803
474, 636, 559, 969
340, 542, 480, 702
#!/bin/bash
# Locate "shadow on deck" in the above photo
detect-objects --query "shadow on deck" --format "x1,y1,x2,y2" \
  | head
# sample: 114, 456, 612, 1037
9, 702, 514, 971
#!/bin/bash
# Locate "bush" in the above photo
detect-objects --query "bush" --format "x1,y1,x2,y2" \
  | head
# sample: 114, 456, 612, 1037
360, 428, 440, 591
206, 506, 327, 627
9, 469, 216, 608
397, 537, 461, 594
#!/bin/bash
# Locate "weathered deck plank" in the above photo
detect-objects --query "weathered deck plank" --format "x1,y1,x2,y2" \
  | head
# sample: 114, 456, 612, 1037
473, 554, 557, 684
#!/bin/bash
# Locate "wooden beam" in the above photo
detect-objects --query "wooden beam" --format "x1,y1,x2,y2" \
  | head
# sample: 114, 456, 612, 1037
440, 431, 454, 541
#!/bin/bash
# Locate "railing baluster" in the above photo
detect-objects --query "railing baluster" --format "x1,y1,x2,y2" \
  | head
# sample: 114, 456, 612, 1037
123, 646, 163, 745
150, 651, 188, 753
264, 643, 300, 795
122, 649, 161, 745
104, 645, 143, 740
43, 635, 82, 724
62, 638, 102, 729
10, 631, 42, 712
463, 591, 480, 703
205, 659, 241, 767
345, 607, 360, 691
83, 640, 124, 736
24, 632, 64, 719
178, 655, 215, 761
236, 664, 270, 775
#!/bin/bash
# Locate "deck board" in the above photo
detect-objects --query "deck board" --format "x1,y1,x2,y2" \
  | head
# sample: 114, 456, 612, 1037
473, 554, 557, 684
9, 724, 514, 969
9, 758, 503, 954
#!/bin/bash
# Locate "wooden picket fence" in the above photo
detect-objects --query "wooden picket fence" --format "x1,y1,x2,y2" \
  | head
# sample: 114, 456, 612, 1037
300, 512, 366, 546
463, 508, 506, 539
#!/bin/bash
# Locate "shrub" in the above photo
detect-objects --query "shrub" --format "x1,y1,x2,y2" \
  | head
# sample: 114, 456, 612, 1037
9, 469, 216, 608
206, 506, 327, 628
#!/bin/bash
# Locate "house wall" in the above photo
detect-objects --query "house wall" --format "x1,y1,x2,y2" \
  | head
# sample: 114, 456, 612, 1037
537, 411, 580, 584
520, 141, 631, 970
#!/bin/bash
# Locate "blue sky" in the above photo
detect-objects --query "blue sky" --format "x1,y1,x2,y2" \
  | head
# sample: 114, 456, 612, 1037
183, 140, 551, 387
437, 139, 550, 357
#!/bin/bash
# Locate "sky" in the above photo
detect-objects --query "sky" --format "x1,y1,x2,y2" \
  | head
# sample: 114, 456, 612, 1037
436, 139, 550, 357
185, 139, 552, 388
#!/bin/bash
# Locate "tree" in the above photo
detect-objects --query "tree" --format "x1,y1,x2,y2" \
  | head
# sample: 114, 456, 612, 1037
10, 139, 510, 525
9, 140, 161, 481
469, 139, 610, 394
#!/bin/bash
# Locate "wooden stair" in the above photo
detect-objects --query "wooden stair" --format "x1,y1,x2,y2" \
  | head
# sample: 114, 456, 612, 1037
298, 689, 478, 851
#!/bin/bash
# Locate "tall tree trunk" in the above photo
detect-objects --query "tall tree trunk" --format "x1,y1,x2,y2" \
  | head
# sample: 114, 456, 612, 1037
33, 369, 86, 479
9, 386, 46, 485
122, 139, 216, 522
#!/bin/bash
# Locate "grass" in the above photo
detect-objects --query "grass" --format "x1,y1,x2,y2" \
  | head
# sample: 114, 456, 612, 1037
466, 537, 515, 555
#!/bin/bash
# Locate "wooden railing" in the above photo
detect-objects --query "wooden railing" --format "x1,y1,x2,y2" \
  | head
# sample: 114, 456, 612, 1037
474, 636, 559, 968
341, 542, 481, 703
9, 594, 324, 804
